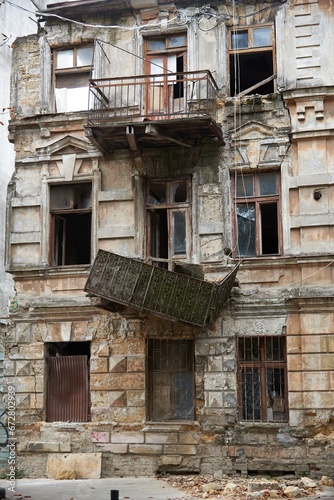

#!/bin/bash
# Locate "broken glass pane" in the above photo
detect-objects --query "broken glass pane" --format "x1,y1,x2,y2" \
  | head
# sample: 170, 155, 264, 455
148, 183, 166, 204
171, 180, 187, 203
237, 203, 255, 256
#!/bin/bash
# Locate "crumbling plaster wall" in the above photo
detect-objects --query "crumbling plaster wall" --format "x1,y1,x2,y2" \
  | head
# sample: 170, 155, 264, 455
4, 0, 334, 479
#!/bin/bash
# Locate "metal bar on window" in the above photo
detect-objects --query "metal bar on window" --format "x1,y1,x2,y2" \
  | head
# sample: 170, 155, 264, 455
238, 336, 287, 423
147, 338, 194, 422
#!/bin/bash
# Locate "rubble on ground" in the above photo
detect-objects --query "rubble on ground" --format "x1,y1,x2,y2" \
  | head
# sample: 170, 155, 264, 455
159, 473, 334, 499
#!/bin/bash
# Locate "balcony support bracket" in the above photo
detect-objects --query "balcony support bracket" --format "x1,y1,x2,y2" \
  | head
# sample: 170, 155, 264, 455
126, 125, 138, 151
145, 123, 194, 148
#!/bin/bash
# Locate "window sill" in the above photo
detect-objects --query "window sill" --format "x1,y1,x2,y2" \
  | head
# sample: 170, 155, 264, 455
237, 421, 288, 428
143, 421, 199, 431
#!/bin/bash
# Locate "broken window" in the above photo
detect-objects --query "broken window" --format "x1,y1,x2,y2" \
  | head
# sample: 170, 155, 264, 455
146, 179, 191, 269
147, 338, 194, 422
238, 336, 287, 423
234, 171, 280, 257
145, 34, 187, 115
45, 342, 90, 422
54, 45, 93, 112
50, 183, 92, 266
229, 25, 275, 96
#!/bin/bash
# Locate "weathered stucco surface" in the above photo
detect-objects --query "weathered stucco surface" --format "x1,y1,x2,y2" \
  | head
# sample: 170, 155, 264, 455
4, 0, 334, 479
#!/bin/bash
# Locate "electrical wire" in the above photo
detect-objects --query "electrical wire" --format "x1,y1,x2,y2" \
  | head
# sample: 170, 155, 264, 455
6, 0, 180, 31
7, 0, 332, 288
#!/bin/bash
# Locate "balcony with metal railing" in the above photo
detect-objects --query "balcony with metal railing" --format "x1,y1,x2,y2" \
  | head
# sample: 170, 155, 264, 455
84, 250, 239, 328
85, 70, 224, 152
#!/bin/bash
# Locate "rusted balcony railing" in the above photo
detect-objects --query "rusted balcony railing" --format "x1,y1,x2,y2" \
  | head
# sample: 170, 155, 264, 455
87, 70, 218, 125
84, 250, 239, 328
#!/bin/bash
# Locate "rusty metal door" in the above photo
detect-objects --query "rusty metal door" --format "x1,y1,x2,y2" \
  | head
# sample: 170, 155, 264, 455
46, 355, 89, 422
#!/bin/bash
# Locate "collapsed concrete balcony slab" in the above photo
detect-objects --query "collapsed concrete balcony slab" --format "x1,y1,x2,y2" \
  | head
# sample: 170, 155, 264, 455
84, 250, 239, 328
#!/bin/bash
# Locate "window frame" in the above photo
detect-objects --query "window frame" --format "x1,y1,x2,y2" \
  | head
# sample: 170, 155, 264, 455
45, 341, 91, 423
237, 336, 288, 423
146, 338, 195, 422
232, 170, 281, 257
53, 45, 93, 112
144, 33, 187, 116
228, 24, 276, 96
145, 178, 191, 270
49, 182, 92, 267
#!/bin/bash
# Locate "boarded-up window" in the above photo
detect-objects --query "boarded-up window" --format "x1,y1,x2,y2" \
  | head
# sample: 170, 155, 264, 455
46, 342, 90, 422
238, 336, 287, 423
147, 338, 194, 422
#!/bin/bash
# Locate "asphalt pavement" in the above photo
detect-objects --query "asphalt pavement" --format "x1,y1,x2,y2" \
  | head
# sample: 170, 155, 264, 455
0, 477, 196, 500
0, 477, 333, 500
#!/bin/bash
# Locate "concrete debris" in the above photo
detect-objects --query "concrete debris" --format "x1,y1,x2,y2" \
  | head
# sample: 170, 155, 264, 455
284, 486, 301, 498
298, 478, 318, 489
160, 474, 334, 499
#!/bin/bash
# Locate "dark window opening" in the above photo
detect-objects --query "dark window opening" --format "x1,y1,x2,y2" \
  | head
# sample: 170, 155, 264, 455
260, 203, 278, 254
229, 25, 275, 97
53, 212, 91, 265
146, 179, 190, 270
145, 34, 187, 116
147, 338, 194, 422
50, 183, 92, 266
238, 336, 287, 423
45, 341, 90, 422
234, 172, 280, 257
230, 51, 274, 96
173, 55, 184, 99
149, 209, 168, 267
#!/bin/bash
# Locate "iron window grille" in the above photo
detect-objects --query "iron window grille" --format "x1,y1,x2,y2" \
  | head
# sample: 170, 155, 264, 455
147, 338, 194, 422
238, 336, 288, 423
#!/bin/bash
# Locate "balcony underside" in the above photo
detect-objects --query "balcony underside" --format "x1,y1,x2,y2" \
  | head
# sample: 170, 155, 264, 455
85, 117, 224, 153
84, 250, 239, 328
